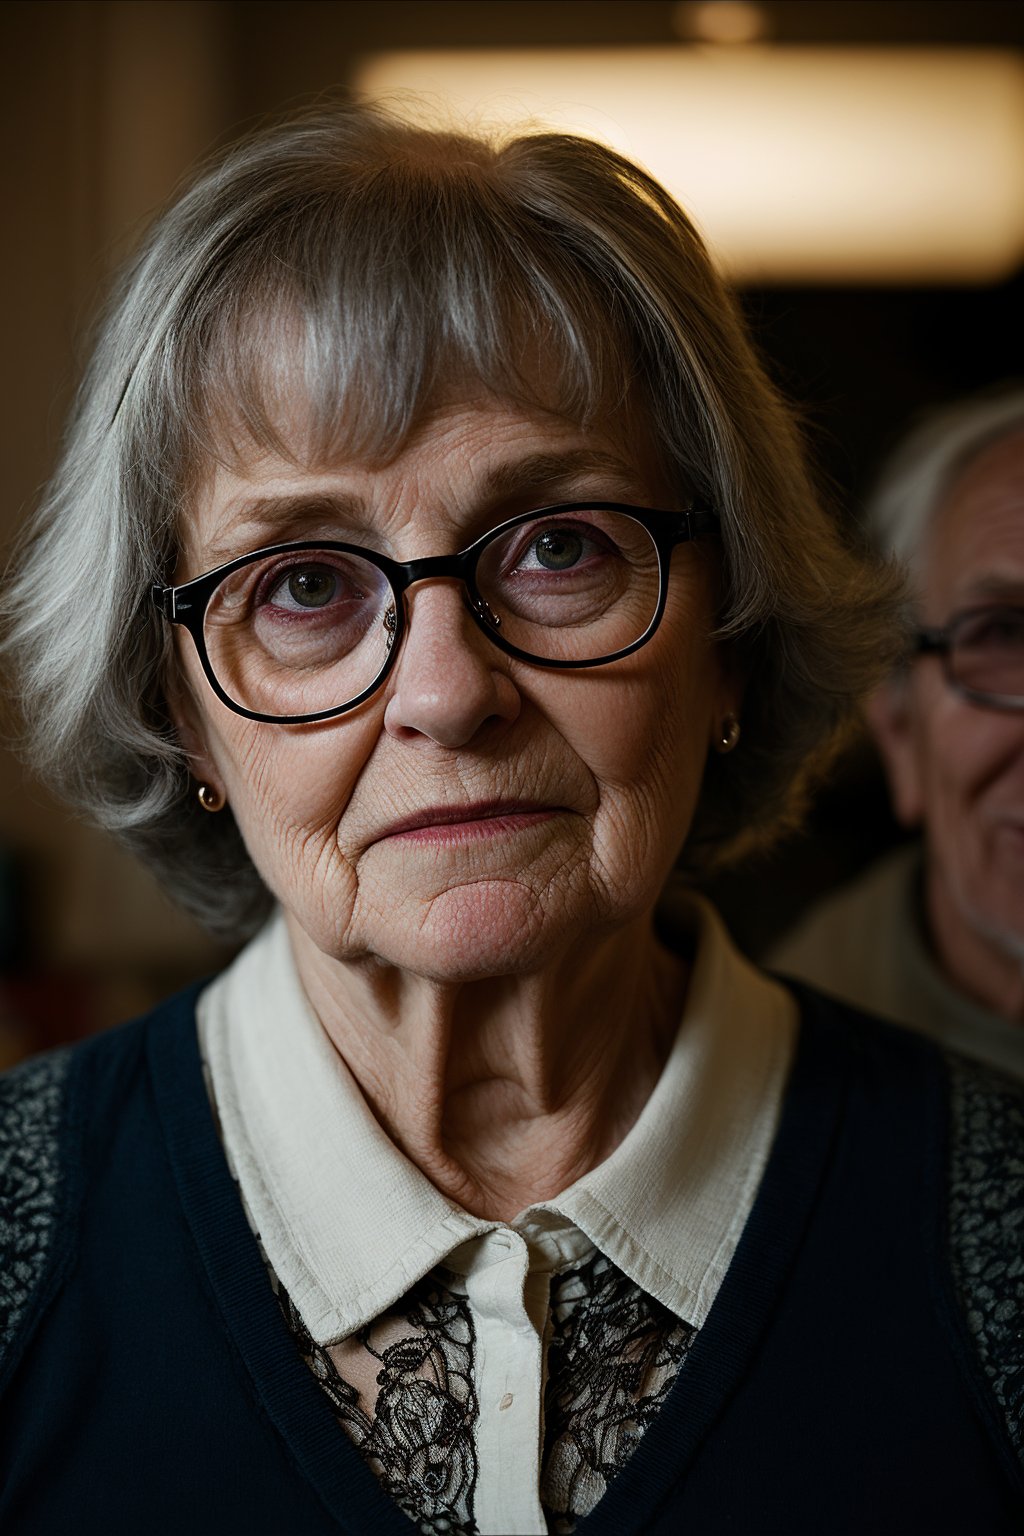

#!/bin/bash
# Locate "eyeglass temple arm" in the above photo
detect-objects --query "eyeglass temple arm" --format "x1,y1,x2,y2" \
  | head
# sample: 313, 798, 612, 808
152, 583, 201, 625
913, 626, 949, 656
683, 505, 718, 539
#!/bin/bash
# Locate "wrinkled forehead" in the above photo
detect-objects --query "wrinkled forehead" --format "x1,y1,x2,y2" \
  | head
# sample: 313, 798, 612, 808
181, 371, 671, 580
924, 427, 1024, 613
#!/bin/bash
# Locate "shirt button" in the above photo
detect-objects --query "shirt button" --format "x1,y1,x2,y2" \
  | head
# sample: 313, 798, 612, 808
499, 1393, 514, 1410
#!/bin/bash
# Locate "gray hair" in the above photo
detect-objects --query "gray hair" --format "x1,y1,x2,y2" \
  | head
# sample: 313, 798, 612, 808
868, 384, 1024, 593
1, 103, 903, 937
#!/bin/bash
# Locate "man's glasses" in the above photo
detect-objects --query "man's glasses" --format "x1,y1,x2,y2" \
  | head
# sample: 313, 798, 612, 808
915, 606, 1024, 711
153, 501, 718, 724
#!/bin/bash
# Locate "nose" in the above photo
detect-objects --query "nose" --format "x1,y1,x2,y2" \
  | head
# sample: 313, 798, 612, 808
383, 580, 521, 746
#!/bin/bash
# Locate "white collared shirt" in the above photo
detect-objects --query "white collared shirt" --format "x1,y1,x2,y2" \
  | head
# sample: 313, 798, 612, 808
198, 895, 795, 1534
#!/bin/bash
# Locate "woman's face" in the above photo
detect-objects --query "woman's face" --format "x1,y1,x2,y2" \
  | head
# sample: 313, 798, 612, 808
173, 386, 735, 981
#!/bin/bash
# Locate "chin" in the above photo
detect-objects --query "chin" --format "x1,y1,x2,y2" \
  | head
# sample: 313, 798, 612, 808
955, 870, 1024, 968
371, 878, 598, 983
967, 904, 1024, 968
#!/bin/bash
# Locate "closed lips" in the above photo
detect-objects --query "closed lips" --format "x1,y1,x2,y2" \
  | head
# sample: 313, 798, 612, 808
372, 802, 561, 841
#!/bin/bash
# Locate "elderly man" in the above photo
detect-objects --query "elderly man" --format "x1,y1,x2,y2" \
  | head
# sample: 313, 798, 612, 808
770, 390, 1024, 1079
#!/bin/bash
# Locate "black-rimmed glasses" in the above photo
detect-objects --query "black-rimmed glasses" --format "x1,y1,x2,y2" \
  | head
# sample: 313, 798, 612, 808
152, 501, 718, 724
914, 606, 1024, 711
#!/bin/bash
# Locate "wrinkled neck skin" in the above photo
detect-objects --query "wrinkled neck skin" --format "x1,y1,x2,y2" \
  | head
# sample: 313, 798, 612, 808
288, 911, 688, 1222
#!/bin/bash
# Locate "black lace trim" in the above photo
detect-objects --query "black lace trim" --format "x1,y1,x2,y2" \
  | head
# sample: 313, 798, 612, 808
946, 1053, 1024, 1468
0, 1050, 70, 1375
541, 1251, 696, 1532
279, 1250, 694, 1536
279, 1276, 479, 1536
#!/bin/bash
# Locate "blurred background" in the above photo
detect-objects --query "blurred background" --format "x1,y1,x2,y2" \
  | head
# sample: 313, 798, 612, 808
2, 0, 1023, 1062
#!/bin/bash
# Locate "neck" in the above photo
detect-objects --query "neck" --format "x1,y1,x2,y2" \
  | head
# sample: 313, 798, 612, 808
287, 911, 688, 1221
925, 866, 1024, 1024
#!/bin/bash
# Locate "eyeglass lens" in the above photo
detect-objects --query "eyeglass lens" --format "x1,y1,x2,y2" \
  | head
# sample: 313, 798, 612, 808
949, 608, 1024, 704
201, 508, 663, 719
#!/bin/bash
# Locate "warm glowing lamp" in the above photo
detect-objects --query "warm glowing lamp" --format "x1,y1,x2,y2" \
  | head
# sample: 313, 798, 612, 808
354, 47, 1024, 283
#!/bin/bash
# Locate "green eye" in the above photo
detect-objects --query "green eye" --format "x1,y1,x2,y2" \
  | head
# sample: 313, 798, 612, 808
533, 529, 584, 570
286, 568, 337, 607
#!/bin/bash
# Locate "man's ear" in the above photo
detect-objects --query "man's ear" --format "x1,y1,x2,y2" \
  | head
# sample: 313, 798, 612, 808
865, 676, 924, 828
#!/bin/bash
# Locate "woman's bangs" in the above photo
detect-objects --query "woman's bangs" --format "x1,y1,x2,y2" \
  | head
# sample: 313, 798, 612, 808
185, 215, 632, 479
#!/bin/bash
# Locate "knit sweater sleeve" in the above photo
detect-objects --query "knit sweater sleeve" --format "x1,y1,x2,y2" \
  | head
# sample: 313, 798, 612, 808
0, 1049, 72, 1390
945, 1053, 1024, 1475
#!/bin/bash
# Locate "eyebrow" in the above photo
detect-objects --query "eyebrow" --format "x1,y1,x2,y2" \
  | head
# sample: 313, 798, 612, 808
480, 449, 654, 503
952, 573, 1024, 607
208, 491, 372, 561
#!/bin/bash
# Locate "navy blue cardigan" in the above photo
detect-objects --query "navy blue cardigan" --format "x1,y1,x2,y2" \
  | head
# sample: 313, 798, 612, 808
0, 982, 1021, 1535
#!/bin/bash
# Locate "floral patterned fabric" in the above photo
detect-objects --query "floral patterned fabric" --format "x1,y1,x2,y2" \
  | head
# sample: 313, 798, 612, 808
280, 1249, 695, 1536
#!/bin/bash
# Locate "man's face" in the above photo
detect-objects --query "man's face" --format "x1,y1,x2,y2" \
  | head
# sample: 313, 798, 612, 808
871, 428, 1024, 1017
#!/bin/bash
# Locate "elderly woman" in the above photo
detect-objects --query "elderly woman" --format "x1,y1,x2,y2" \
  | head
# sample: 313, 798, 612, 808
0, 108, 1020, 1535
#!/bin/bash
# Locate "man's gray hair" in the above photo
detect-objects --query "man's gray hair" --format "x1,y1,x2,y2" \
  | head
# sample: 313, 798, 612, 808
868, 385, 1024, 590
1, 104, 902, 937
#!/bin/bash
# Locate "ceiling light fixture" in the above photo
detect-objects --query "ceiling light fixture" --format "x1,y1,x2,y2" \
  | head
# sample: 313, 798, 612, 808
354, 46, 1024, 284
677, 2, 770, 46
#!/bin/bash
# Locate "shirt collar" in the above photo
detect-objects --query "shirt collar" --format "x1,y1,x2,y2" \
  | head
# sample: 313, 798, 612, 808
198, 896, 795, 1345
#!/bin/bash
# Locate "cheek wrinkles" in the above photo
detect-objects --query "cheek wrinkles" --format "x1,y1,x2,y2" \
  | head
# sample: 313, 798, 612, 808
309, 837, 357, 933
926, 701, 1023, 805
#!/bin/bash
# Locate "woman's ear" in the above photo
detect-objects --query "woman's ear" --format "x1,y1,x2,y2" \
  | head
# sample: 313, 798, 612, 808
709, 645, 747, 753
165, 667, 225, 801
865, 676, 924, 828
